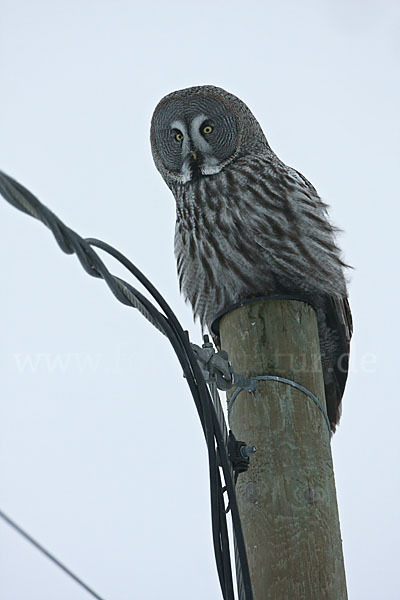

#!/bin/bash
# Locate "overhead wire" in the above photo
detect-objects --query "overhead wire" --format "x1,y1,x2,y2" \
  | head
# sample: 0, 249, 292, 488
0, 171, 253, 600
0, 510, 106, 600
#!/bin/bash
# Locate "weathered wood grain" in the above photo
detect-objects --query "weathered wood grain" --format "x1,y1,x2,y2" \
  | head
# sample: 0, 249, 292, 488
220, 300, 347, 600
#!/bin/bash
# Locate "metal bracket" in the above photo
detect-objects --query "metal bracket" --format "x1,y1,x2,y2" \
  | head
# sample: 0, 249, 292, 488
191, 335, 257, 393
191, 335, 234, 391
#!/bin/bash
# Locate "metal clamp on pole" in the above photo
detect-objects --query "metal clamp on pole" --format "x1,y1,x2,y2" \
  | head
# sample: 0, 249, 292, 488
191, 335, 256, 393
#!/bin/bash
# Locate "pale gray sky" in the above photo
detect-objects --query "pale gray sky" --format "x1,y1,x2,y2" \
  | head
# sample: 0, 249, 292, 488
1, 1, 399, 598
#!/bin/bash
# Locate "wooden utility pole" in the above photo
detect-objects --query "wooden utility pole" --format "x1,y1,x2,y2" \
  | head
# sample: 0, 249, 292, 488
219, 299, 347, 600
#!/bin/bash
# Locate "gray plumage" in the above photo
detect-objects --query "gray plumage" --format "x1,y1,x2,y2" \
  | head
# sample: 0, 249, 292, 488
151, 85, 352, 431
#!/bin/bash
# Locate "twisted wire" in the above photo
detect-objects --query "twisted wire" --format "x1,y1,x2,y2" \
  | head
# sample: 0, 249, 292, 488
0, 170, 253, 600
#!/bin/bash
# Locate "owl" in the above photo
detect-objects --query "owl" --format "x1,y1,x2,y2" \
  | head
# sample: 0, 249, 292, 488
150, 85, 352, 431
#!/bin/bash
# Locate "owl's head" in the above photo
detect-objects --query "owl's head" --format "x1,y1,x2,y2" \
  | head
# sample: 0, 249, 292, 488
151, 85, 269, 185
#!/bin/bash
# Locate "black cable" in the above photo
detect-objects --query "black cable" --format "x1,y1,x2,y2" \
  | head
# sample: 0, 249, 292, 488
88, 239, 252, 598
0, 171, 253, 600
0, 510, 107, 600
0, 171, 243, 599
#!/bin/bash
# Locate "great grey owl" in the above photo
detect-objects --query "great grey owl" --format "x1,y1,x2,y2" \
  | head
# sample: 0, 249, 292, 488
150, 85, 352, 431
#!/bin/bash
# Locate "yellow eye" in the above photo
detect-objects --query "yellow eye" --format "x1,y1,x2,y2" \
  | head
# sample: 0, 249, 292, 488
175, 132, 184, 142
202, 125, 213, 134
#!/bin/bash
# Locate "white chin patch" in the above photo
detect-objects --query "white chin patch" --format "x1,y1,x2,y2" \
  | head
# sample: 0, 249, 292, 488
181, 171, 193, 184
177, 156, 222, 183
201, 164, 223, 176
180, 158, 193, 183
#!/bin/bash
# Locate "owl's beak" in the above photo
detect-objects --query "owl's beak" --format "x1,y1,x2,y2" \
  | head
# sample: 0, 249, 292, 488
192, 151, 197, 161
